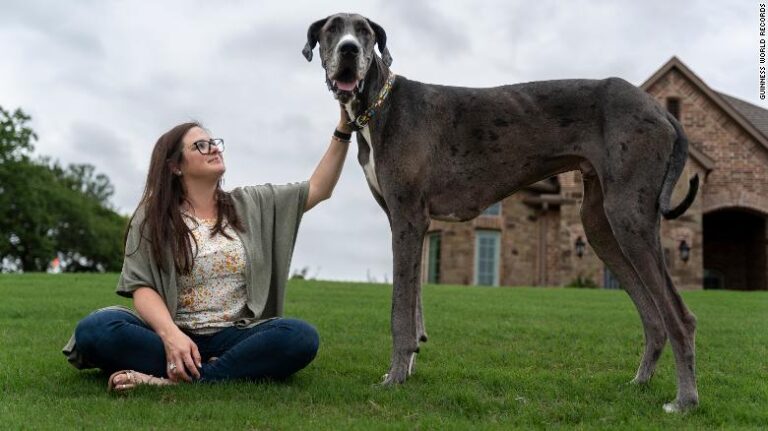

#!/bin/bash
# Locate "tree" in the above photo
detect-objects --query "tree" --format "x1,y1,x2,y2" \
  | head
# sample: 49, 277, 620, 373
0, 106, 126, 272
0, 159, 62, 271
53, 187, 127, 271
0, 106, 36, 163
0, 106, 48, 269
50, 161, 115, 208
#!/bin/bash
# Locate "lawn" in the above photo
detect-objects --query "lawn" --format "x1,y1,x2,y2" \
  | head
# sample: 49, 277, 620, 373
1, 274, 766, 430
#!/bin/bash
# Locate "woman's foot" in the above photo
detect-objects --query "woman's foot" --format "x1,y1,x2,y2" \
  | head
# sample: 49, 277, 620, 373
108, 370, 175, 393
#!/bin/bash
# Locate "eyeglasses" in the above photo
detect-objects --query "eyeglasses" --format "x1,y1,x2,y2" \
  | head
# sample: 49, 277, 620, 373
191, 138, 225, 155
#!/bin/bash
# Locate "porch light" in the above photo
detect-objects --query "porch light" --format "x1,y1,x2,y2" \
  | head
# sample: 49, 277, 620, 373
678, 240, 691, 263
574, 236, 586, 258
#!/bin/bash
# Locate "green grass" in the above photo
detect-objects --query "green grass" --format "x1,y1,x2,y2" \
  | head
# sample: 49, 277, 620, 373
1, 274, 766, 430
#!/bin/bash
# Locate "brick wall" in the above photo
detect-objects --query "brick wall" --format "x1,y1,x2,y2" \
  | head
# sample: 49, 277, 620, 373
647, 69, 768, 215
646, 68, 768, 290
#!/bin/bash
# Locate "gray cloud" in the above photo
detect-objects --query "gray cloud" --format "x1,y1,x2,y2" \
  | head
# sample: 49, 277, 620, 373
221, 20, 310, 67
384, 0, 471, 58
67, 122, 145, 212
0, 1, 106, 59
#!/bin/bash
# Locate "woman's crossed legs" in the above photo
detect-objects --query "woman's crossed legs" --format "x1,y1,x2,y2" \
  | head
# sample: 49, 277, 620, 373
74, 309, 320, 390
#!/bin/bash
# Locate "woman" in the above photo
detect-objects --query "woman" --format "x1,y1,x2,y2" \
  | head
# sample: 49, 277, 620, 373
65, 106, 352, 391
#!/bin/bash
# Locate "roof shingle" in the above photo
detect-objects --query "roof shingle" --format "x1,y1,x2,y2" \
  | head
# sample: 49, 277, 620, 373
718, 92, 768, 140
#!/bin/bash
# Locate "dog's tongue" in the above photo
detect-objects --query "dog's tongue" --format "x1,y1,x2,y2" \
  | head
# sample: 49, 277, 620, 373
335, 80, 357, 92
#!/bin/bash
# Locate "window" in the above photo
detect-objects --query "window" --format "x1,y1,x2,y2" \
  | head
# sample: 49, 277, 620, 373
603, 266, 622, 290
666, 98, 681, 120
481, 201, 501, 216
426, 232, 441, 284
474, 230, 500, 286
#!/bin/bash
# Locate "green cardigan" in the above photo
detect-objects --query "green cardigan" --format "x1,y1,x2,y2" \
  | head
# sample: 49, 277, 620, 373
62, 181, 310, 369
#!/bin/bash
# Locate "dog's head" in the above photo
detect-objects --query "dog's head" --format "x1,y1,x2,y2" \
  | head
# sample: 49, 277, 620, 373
302, 13, 392, 104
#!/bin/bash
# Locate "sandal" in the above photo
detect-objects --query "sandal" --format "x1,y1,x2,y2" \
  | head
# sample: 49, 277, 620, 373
107, 370, 175, 393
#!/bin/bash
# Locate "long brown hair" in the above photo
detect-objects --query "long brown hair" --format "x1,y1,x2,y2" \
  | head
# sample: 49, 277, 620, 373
125, 122, 244, 275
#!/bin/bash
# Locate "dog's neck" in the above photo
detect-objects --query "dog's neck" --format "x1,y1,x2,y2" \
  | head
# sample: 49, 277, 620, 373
349, 55, 392, 121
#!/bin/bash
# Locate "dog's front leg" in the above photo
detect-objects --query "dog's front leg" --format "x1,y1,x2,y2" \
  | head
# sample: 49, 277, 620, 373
381, 213, 428, 385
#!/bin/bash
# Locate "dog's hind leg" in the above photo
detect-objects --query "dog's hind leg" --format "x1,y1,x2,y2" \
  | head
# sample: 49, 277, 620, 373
416, 286, 428, 343
580, 172, 667, 384
381, 210, 430, 385
601, 189, 698, 412
407, 284, 427, 376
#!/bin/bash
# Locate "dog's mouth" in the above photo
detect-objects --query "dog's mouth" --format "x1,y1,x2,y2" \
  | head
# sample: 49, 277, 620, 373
329, 67, 363, 95
332, 80, 359, 92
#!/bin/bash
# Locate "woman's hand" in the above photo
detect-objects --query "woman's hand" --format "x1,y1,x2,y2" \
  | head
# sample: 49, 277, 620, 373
161, 327, 202, 382
133, 287, 202, 382
338, 104, 352, 133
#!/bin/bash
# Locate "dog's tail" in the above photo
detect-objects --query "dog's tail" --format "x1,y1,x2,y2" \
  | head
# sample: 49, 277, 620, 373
659, 112, 699, 220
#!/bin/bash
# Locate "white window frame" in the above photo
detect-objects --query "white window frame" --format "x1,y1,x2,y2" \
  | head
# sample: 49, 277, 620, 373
474, 230, 500, 286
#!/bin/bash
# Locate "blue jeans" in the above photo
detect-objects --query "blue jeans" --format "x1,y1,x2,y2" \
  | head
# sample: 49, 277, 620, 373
74, 309, 320, 382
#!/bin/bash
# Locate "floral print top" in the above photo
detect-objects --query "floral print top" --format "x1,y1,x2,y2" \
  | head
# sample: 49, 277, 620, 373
175, 214, 249, 335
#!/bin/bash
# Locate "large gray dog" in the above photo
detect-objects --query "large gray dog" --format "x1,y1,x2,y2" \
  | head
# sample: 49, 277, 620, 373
303, 13, 700, 412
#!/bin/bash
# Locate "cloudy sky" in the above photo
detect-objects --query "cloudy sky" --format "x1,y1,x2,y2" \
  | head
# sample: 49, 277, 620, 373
0, 1, 757, 281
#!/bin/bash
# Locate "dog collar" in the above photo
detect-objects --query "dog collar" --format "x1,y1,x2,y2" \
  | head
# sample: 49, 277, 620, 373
348, 71, 397, 131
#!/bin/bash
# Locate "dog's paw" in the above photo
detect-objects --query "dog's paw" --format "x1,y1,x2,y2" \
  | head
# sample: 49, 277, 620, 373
662, 402, 681, 414
380, 350, 417, 385
662, 397, 698, 413
380, 367, 408, 386
628, 376, 651, 386
380, 373, 395, 386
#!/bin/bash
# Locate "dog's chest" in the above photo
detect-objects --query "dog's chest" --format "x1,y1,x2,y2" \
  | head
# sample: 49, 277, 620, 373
345, 105, 382, 196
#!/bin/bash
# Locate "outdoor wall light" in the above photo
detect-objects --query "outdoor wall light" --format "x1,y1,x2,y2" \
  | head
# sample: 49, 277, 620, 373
574, 236, 586, 258
678, 240, 690, 263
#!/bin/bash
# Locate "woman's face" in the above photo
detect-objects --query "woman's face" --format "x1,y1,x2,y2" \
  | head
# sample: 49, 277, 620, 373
177, 126, 225, 180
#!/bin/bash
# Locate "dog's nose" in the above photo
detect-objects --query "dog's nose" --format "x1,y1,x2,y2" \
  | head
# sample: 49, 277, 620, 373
339, 42, 359, 57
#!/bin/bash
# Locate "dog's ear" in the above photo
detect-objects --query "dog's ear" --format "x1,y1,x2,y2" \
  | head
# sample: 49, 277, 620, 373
302, 17, 328, 62
367, 19, 392, 66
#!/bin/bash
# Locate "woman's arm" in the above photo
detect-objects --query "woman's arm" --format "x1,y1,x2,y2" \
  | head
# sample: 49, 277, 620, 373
305, 105, 352, 211
133, 287, 201, 382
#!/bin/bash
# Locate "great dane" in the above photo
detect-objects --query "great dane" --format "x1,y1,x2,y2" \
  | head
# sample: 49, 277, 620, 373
302, 13, 700, 412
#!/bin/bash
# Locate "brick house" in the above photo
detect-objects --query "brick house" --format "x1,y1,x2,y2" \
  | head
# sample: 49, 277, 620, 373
422, 57, 768, 291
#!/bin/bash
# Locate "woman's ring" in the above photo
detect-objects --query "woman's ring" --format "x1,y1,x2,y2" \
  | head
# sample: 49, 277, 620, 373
167, 362, 177, 372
